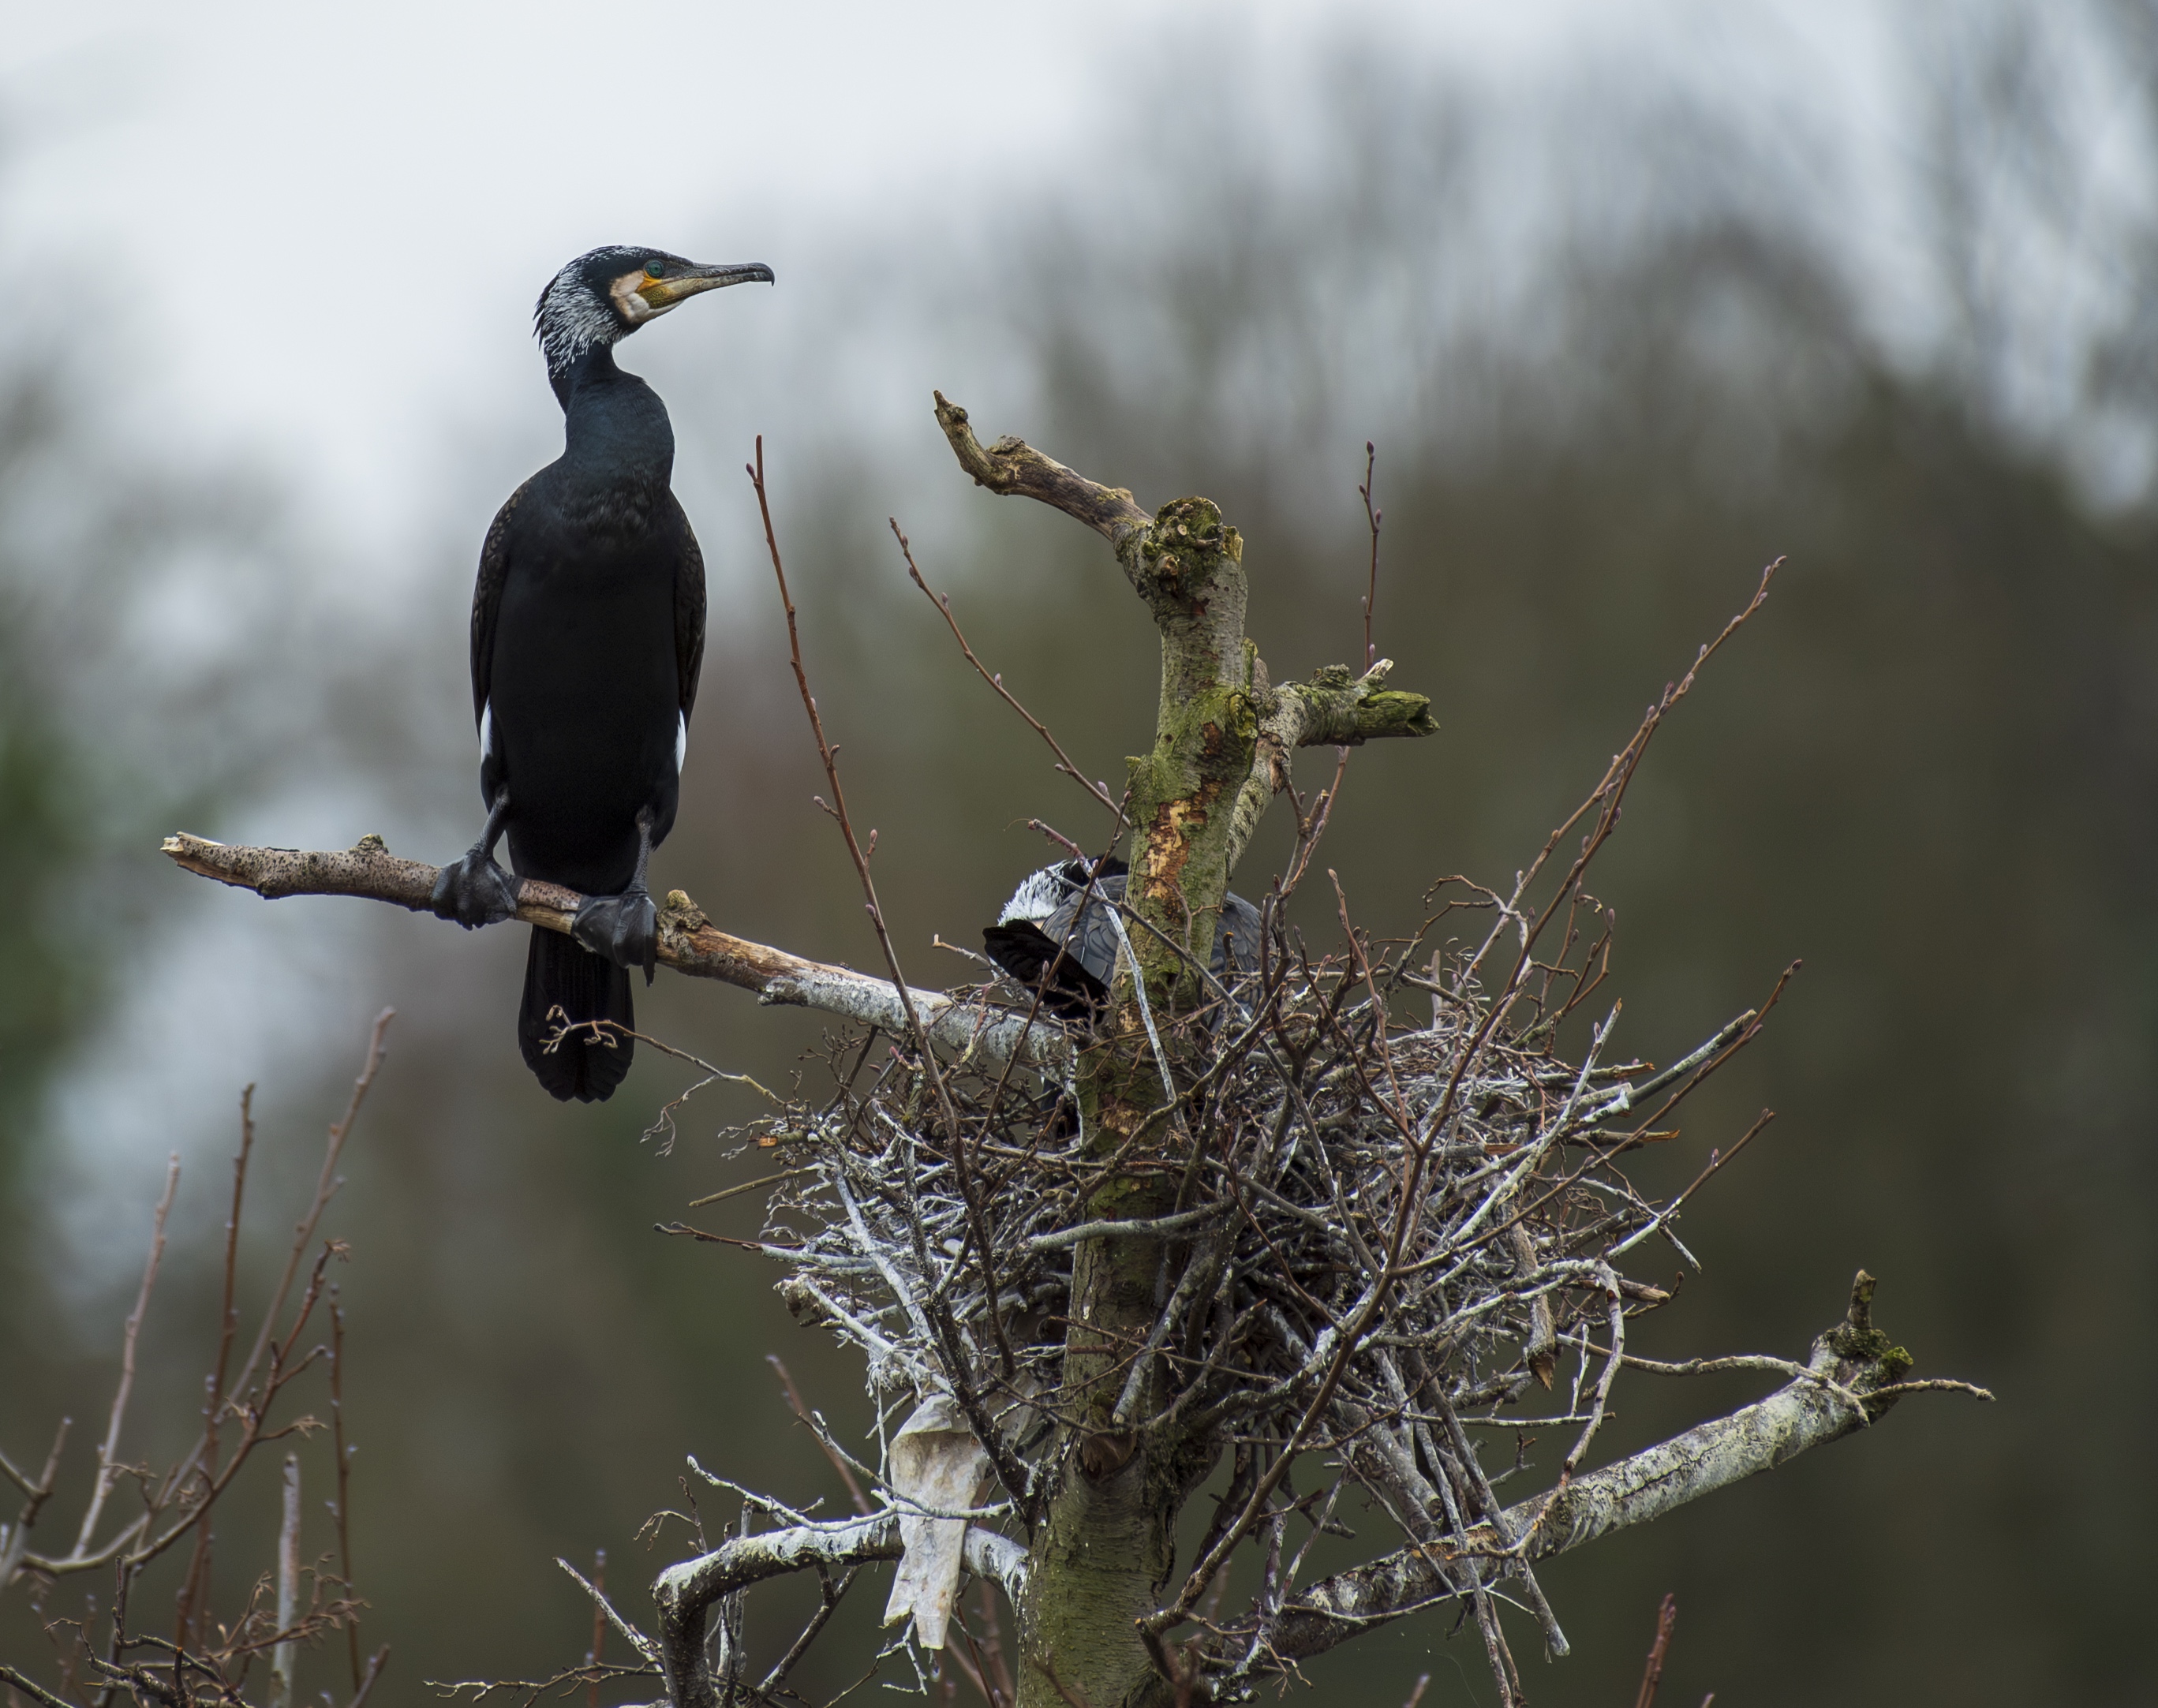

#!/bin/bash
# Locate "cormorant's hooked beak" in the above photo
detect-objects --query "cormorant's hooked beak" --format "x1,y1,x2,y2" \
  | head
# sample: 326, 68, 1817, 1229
614, 261, 774, 324
647, 261, 774, 305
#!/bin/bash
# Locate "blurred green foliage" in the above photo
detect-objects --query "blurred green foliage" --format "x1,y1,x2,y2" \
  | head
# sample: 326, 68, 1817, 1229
0, 372, 99, 1178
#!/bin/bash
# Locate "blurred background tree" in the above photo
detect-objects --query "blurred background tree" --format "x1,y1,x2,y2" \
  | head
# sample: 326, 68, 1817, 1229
3, 2, 2155, 1703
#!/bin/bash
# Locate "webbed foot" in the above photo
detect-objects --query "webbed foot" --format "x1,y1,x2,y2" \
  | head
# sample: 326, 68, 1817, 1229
572, 884, 659, 983
431, 847, 520, 929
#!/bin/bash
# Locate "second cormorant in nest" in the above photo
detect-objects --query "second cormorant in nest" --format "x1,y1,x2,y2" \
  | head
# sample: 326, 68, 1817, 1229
432, 245, 772, 1101
983, 858, 1264, 1021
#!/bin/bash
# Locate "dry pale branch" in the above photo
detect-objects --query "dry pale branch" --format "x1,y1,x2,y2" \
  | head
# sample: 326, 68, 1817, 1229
649, 1516, 1026, 1708
1256, 1273, 1983, 1665
933, 392, 1151, 546
160, 833, 1071, 1078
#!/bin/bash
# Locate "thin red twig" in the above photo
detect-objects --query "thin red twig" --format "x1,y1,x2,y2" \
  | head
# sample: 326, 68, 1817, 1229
893, 517, 1122, 824
746, 437, 1029, 1485
1633, 1592, 1677, 1708
1359, 442, 1382, 670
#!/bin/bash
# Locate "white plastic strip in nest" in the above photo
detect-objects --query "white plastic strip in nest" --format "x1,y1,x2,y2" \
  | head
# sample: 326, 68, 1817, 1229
881, 1393, 995, 1650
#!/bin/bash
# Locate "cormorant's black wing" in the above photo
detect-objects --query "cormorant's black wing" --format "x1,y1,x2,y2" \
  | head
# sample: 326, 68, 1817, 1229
982, 869, 1127, 1021
674, 505, 707, 720
1217, 890, 1266, 974
981, 921, 1110, 1020
469, 477, 535, 729
982, 865, 1266, 1024
1046, 877, 1128, 993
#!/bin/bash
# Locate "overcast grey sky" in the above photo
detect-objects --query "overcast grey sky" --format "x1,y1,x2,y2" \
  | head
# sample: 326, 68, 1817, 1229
0, 1, 1905, 555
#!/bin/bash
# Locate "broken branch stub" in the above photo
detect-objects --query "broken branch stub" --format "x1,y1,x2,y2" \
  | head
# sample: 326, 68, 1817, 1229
933, 391, 1151, 547
1225, 657, 1439, 873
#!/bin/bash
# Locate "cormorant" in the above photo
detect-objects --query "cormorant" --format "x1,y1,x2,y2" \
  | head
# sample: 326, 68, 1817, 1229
982, 858, 1265, 1021
432, 245, 772, 1101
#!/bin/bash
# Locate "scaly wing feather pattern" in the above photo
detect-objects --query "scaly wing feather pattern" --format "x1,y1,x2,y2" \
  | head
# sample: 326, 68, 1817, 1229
469, 477, 535, 729
673, 501, 707, 720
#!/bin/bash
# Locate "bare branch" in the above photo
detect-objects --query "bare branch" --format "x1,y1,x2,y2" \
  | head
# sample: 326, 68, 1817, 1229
1633, 1593, 1677, 1708
267, 1455, 300, 1708
0, 1663, 78, 1708
1225, 660, 1438, 876
1256, 1274, 1980, 1663
349, 1646, 390, 1708
0, 1417, 69, 1589
649, 1516, 1025, 1708
767, 1356, 872, 1518
71, 1153, 181, 1559
556, 1556, 653, 1664
894, 516, 1124, 823
933, 392, 1150, 545
161, 834, 1070, 1077
1359, 443, 1382, 671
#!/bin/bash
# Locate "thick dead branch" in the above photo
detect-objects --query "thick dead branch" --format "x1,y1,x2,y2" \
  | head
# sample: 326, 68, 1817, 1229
651, 1515, 1026, 1708
1256, 1273, 1964, 1665
933, 394, 1433, 894
161, 833, 1070, 1077
1225, 658, 1438, 873
933, 392, 1151, 545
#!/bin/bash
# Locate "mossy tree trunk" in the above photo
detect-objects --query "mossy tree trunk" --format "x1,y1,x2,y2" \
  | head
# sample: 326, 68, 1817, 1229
1027, 498, 1253, 1708
932, 398, 1434, 1708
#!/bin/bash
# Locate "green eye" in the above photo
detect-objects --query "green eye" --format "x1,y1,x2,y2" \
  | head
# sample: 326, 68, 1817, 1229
645, 260, 664, 280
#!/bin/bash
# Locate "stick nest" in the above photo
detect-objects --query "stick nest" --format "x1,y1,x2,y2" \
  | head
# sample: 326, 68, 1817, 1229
713, 892, 1762, 1692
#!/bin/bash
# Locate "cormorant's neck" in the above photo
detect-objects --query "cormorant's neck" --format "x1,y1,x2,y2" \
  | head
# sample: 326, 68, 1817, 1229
552, 343, 675, 489
549, 340, 619, 411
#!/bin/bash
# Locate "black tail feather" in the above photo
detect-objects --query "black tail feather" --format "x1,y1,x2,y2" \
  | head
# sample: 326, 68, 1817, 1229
519, 928, 634, 1102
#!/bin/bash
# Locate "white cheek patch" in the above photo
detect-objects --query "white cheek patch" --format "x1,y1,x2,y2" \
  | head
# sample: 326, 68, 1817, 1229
479, 701, 494, 760
675, 712, 688, 775
610, 271, 654, 324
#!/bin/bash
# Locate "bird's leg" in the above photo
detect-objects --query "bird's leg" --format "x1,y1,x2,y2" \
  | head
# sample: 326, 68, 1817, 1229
571, 807, 660, 984
430, 788, 520, 929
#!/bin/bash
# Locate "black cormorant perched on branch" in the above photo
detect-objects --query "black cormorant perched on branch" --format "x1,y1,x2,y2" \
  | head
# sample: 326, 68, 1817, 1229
432, 245, 772, 1101
982, 858, 1264, 1020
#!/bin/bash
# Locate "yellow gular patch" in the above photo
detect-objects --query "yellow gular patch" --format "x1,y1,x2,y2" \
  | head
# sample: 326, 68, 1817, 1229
610, 270, 656, 323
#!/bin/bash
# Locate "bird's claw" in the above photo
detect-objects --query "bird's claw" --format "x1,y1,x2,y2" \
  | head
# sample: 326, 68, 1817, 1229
430, 848, 519, 929
572, 884, 660, 983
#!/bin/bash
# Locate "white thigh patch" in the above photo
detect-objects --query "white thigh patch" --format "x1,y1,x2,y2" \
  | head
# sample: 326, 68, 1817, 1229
479, 701, 494, 760
675, 712, 687, 775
